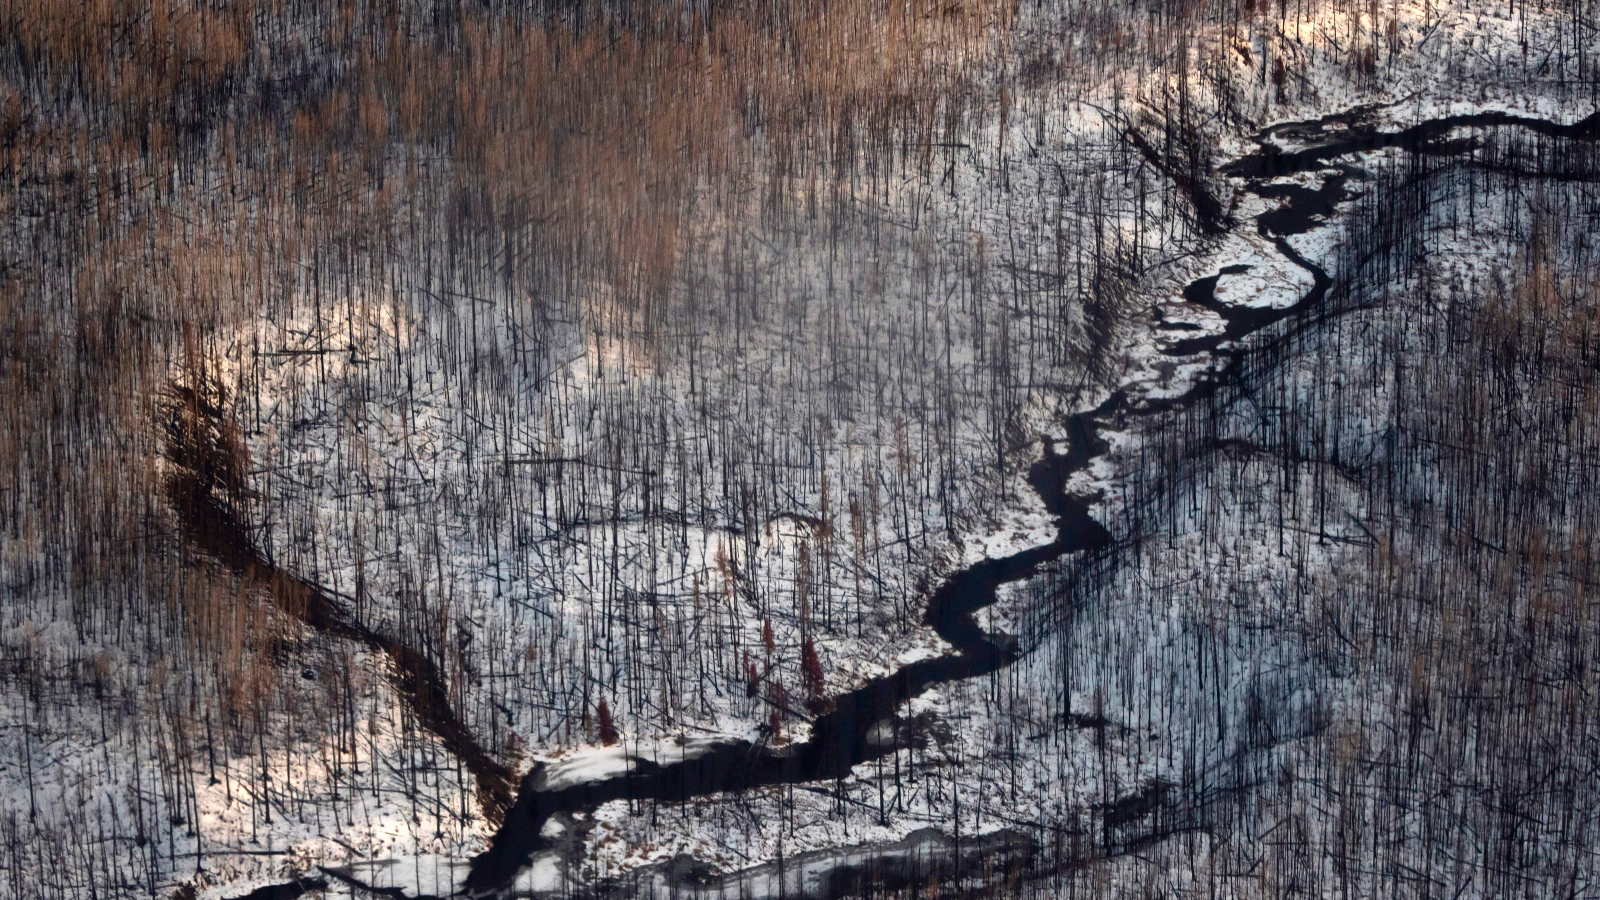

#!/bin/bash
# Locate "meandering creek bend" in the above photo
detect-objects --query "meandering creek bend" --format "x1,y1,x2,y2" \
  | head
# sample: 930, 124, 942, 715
195, 108, 1599, 900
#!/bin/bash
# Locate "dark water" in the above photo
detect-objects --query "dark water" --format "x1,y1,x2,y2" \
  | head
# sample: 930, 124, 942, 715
452, 109, 1371, 899
454, 428, 1115, 895
226, 108, 1600, 900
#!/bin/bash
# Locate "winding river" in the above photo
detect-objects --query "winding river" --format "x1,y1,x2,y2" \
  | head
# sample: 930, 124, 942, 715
208, 106, 1600, 900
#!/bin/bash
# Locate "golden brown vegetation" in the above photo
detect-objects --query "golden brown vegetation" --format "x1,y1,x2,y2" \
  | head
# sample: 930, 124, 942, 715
0, 0, 1015, 701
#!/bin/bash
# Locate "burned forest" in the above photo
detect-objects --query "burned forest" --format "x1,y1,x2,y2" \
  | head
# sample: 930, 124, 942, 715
4, 0, 1600, 897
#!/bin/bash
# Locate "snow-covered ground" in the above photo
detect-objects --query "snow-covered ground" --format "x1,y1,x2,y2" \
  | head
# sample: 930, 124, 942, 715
3, 0, 1597, 896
